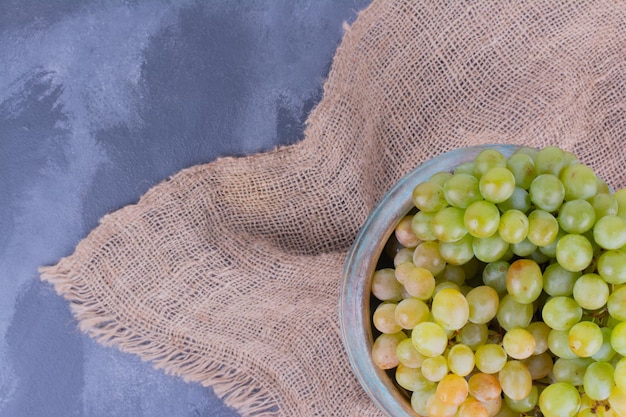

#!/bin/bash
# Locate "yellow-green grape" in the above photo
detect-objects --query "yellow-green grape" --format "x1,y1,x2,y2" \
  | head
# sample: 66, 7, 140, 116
552, 357, 593, 385
430, 171, 454, 187
497, 186, 531, 213
568, 321, 603, 357
372, 302, 402, 334
558, 199, 597, 234
498, 209, 529, 244
411, 385, 437, 417
431, 288, 470, 331
439, 233, 475, 266
395, 363, 435, 392
560, 163, 598, 201
608, 286, 626, 321
371, 268, 403, 301
611, 322, 626, 356
548, 329, 579, 359
496, 294, 533, 331
465, 285, 499, 324
411, 321, 448, 357
592, 327, 616, 362
437, 264, 466, 286
506, 152, 536, 190
421, 355, 449, 382
394, 297, 429, 329
521, 351, 553, 380
443, 173, 482, 209
479, 166, 516, 203
527, 209, 559, 246
538, 381, 581, 417
411, 211, 436, 241
475, 344, 507, 374
543, 262, 580, 296
412, 181, 448, 213
412, 241, 446, 276
594, 215, 626, 250
464, 200, 501, 238
431, 206, 468, 243
598, 250, 626, 285
482, 261, 509, 294
455, 161, 474, 175
504, 385, 538, 413
473, 148, 507, 179
505, 258, 543, 304
542, 296, 582, 331
584, 361, 615, 401
530, 174, 565, 212
396, 337, 426, 368
573, 273, 610, 311
436, 373, 470, 407
511, 238, 537, 257
591, 193, 619, 219
447, 344, 475, 376
535, 145, 566, 176
394, 215, 421, 248
615, 188, 626, 220
394, 261, 414, 285
468, 373, 502, 402
502, 328, 536, 360
498, 360, 532, 401
556, 234, 594, 272
393, 247, 414, 267
609, 386, 626, 417
456, 322, 488, 350
371, 331, 406, 369
402, 266, 435, 300
538, 228, 565, 258
472, 234, 509, 263
527, 321, 551, 355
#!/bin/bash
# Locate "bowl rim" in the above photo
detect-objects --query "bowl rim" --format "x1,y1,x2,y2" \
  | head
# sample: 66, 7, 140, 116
338, 143, 521, 417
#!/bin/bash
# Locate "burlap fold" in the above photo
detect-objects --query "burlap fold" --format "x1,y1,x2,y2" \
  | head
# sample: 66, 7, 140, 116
41, 1, 626, 416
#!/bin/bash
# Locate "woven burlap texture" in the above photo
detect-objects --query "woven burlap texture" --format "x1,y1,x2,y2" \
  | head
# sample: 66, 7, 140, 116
40, 1, 626, 416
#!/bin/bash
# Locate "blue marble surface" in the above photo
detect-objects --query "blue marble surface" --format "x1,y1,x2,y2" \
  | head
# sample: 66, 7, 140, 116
0, 1, 371, 415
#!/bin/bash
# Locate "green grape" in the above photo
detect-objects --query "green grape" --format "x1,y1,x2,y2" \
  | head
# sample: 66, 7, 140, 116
558, 199, 596, 234
456, 322, 488, 350
511, 238, 537, 257
496, 294, 533, 331
584, 361, 615, 401
371, 268, 403, 301
421, 354, 449, 382
473, 148, 507, 179
497, 186, 531, 213
530, 174, 565, 212
568, 321, 603, 357
610, 321, 626, 356
466, 285, 499, 324
437, 264, 466, 286
394, 297, 429, 329
492, 400, 517, 417
394, 215, 421, 248
521, 351, 553, 380
411, 321, 448, 357
431, 206, 467, 242
527, 321, 551, 355
542, 296, 582, 330
527, 209, 559, 246
598, 250, 626, 284
615, 188, 626, 220
482, 261, 509, 294
403, 266, 436, 300
504, 385, 538, 413
373, 302, 402, 334
512, 145, 539, 160
411, 211, 436, 241
371, 331, 406, 369
454, 161, 474, 175
443, 173, 482, 208
395, 363, 435, 392
498, 360, 532, 401
412, 181, 448, 212
615, 357, 626, 394
413, 241, 447, 276
594, 215, 626, 250
538, 381, 581, 417
498, 209, 529, 244
411, 385, 437, 417
556, 234, 594, 272
447, 344, 475, 377
431, 288, 470, 331
393, 248, 414, 267
591, 193, 620, 220
396, 338, 426, 368
430, 171, 454, 186
529, 248, 551, 264
475, 344, 508, 374
538, 228, 565, 258
472, 234, 509, 263
439, 233, 475, 266
608, 286, 626, 321
502, 328, 536, 359
560, 163, 598, 201
506, 152, 536, 190
591, 327, 616, 362
573, 273, 610, 311
479, 166, 516, 203
535, 145, 567, 176
548, 329, 579, 359
464, 200, 501, 238
505, 258, 543, 304
543, 262, 580, 296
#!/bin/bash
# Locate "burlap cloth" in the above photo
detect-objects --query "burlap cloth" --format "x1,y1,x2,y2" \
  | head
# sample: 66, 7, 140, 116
40, 1, 626, 416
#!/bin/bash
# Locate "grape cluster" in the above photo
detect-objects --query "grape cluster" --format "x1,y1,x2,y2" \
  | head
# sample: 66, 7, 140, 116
370, 146, 626, 417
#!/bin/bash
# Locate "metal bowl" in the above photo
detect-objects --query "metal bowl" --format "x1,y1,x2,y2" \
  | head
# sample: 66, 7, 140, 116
339, 144, 520, 416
